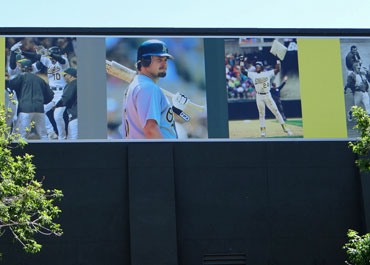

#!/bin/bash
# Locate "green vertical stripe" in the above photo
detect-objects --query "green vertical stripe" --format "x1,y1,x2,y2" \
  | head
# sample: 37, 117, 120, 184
0, 38, 4, 105
297, 38, 347, 138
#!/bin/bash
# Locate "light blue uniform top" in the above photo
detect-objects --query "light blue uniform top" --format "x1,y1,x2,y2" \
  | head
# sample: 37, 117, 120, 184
123, 75, 177, 139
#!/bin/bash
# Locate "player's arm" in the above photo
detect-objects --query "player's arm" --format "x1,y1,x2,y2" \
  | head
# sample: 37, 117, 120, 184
49, 53, 66, 64
21, 51, 41, 63
143, 119, 164, 139
9, 41, 22, 70
278, 76, 288, 90
274, 60, 281, 75
9, 51, 17, 70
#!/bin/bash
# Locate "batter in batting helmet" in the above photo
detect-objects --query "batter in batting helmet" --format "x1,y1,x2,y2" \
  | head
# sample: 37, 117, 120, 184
48, 46, 61, 55
137, 40, 174, 70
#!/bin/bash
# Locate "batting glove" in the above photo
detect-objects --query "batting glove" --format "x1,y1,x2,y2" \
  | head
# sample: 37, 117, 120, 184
35, 45, 48, 56
172, 92, 188, 111
10, 41, 22, 52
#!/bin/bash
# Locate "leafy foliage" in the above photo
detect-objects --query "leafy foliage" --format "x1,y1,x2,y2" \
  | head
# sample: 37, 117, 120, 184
343, 229, 370, 265
0, 100, 63, 257
346, 106, 370, 265
349, 106, 370, 172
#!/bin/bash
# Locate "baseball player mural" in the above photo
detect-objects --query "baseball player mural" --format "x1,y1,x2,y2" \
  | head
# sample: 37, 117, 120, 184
106, 38, 208, 139
345, 62, 370, 114
55, 68, 78, 140
5, 59, 54, 140
247, 60, 292, 137
225, 38, 303, 138
340, 39, 370, 138
123, 40, 184, 139
6, 42, 46, 131
5, 37, 77, 140
21, 45, 70, 140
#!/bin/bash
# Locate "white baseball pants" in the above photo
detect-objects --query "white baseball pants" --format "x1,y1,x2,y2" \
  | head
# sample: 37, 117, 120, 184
256, 93, 285, 128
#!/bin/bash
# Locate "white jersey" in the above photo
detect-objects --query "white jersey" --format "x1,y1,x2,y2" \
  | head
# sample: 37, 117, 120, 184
123, 75, 177, 139
354, 72, 367, 87
248, 70, 275, 93
40, 55, 70, 88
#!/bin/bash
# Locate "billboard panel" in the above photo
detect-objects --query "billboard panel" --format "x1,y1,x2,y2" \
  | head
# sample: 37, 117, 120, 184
0, 31, 367, 141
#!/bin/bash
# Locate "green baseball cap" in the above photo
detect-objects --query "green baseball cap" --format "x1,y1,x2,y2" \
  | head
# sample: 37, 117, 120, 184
61, 67, 77, 77
19, 59, 32, 68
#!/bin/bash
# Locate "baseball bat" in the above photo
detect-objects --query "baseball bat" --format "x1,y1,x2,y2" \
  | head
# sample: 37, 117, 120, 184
106, 60, 205, 113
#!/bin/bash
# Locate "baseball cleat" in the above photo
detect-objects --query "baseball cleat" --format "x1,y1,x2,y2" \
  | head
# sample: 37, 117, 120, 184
48, 131, 58, 140
285, 129, 293, 136
261, 127, 266, 137
281, 124, 293, 136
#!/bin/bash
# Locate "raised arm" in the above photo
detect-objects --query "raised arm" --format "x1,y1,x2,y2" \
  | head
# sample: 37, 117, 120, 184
274, 60, 281, 75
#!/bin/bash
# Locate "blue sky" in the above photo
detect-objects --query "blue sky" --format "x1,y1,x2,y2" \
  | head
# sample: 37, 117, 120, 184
1, 0, 369, 28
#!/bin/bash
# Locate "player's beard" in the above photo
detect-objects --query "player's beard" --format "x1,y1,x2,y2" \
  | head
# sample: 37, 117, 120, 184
158, 68, 167, 78
158, 72, 166, 78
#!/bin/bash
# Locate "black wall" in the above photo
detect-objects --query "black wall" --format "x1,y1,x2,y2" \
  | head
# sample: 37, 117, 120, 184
0, 140, 367, 265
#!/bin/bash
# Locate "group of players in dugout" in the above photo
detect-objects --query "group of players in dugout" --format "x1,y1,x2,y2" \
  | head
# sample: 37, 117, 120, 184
5, 38, 78, 140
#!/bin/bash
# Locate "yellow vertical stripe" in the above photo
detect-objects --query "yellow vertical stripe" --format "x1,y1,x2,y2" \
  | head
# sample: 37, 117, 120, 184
297, 38, 347, 138
0, 38, 4, 105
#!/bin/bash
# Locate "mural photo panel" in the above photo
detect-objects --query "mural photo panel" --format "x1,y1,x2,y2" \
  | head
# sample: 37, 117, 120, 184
5, 37, 77, 140
340, 39, 370, 138
106, 38, 208, 139
225, 38, 303, 139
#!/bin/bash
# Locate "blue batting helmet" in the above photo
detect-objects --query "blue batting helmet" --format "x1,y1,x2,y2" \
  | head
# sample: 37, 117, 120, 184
137, 40, 174, 62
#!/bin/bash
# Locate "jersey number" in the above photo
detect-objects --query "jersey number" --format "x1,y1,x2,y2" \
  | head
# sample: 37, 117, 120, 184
53, 73, 61, 80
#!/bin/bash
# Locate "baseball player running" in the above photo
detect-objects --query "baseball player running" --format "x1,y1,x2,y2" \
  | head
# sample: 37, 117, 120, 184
123, 39, 188, 139
247, 61, 292, 137
21, 46, 70, 140
5, 59, 54, 140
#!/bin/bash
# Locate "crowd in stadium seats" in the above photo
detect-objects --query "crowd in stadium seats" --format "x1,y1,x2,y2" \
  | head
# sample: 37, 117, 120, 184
226, 53, 274, 100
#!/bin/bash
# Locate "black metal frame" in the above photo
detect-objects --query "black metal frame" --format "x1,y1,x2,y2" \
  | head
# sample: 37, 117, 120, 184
0, 27, 370, 36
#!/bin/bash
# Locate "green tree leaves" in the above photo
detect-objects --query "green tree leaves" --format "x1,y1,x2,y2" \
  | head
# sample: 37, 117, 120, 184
346, 106, 370, 265
0, 104, 63, 258
343, 229, 370, 265
349, 106, 370, 172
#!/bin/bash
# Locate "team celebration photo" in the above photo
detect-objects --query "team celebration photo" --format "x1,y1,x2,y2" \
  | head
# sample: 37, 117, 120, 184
5, 37, 77, 140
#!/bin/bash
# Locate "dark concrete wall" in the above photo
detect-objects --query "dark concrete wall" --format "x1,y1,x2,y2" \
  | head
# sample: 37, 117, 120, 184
0, 140, 366, 265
